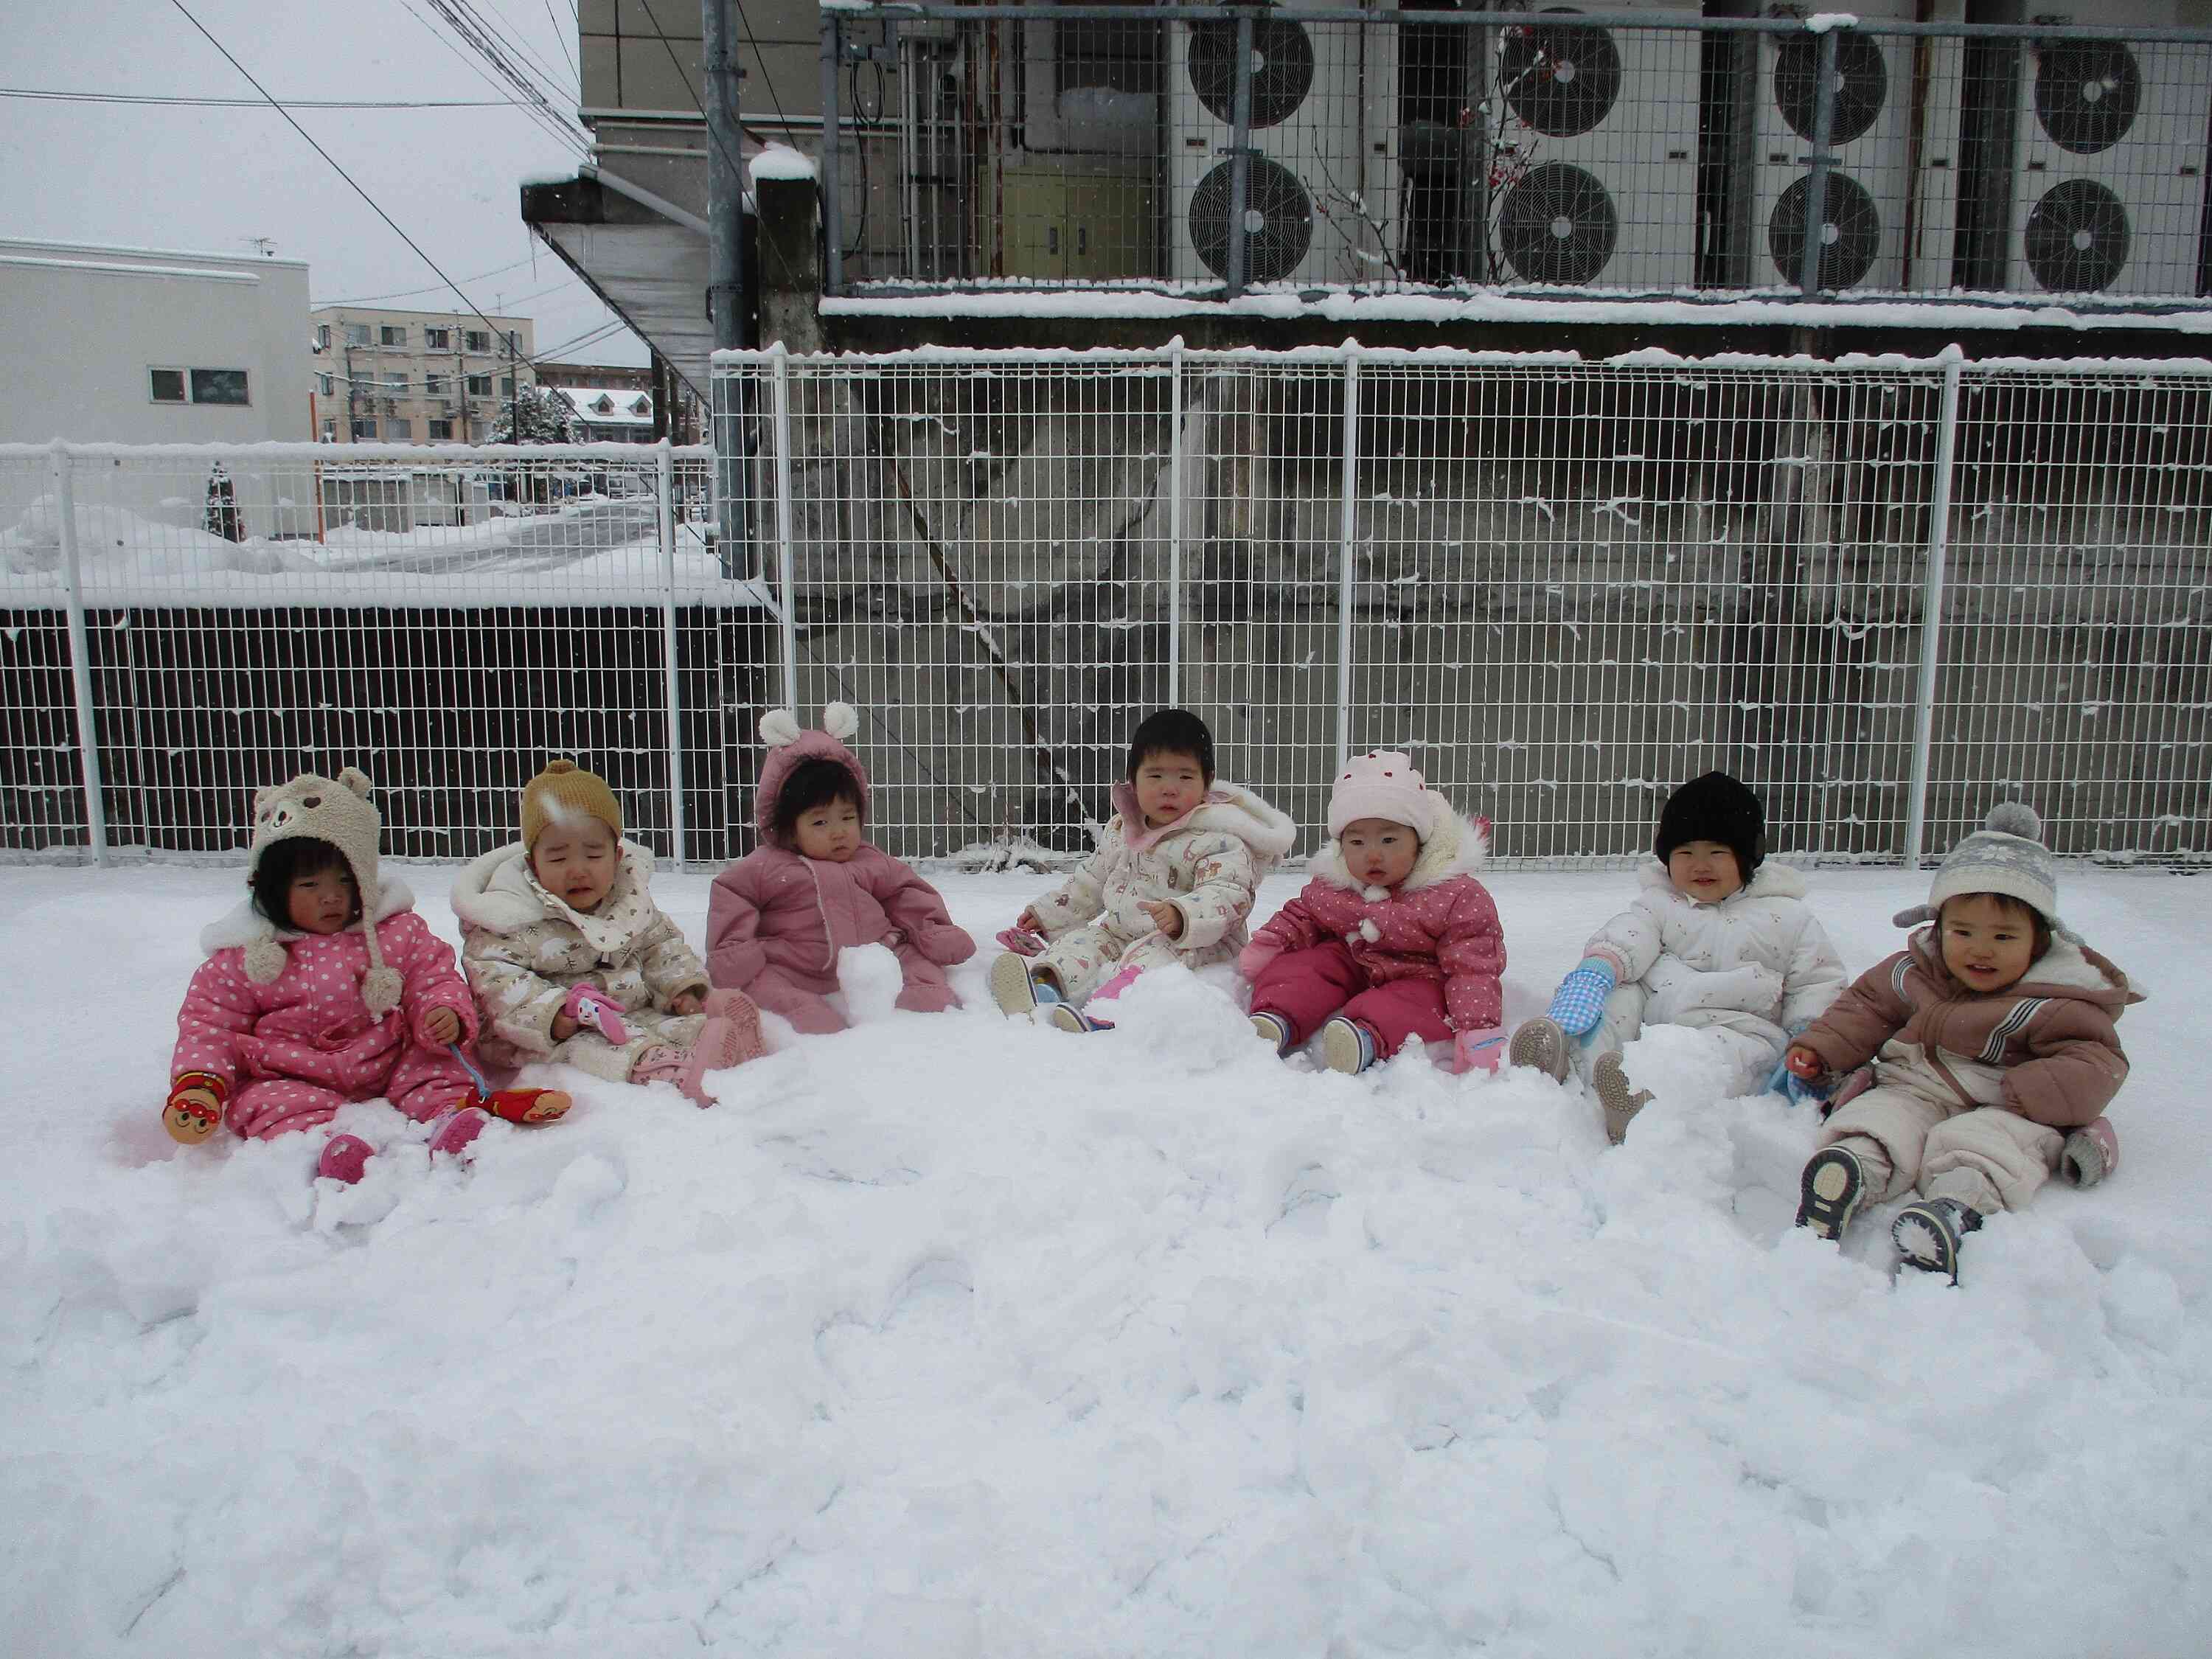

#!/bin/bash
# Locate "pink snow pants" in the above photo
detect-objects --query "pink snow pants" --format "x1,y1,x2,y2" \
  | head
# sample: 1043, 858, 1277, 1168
745, 947, 956, 1034
1249, 941, 1452, 1055
228, 1043, 479, 1142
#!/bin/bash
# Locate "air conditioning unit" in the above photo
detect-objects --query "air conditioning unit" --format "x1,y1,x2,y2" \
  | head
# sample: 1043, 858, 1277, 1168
1484, 6, 1703, 290
1750, 23, 1966, 291
1169, 1, 1398, 287
2006, 23, 2212, 296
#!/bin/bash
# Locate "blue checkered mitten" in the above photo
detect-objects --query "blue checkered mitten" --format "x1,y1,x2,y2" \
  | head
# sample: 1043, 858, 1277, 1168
1544, 959, 1615, 1036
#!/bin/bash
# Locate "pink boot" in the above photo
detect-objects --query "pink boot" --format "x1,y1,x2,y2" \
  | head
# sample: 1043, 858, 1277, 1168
629, 1016, 745, 1108
426, 1105, 489, 1161
701, 988, 768, 1061
316, 1133, 375, 1185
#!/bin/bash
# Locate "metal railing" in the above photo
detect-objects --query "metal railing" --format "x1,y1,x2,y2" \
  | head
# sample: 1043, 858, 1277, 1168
815, 4, 2212, 305
715, 341, 2212, 867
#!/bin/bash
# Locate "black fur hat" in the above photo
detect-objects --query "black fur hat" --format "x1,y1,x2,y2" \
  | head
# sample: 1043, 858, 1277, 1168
1654, 771, 1764, 875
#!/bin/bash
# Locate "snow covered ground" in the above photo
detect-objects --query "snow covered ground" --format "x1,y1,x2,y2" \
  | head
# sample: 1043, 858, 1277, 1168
4, 860, 2209, 1657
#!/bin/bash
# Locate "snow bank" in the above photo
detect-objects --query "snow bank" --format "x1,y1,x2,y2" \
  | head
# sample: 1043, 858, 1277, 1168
3, 863, 2208, 1655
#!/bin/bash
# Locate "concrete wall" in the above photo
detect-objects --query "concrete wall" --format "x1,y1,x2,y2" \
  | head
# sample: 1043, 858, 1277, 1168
0, 240, 311, 445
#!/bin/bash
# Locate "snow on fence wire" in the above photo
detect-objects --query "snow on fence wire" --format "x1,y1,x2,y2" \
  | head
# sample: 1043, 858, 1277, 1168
818, 6, 2212, 306
0, 441, 771, 867
716, 343, 2212, 869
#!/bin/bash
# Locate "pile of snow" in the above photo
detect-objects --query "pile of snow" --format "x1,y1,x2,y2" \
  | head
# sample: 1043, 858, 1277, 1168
1, 495, 315, 582
3, 862, 2208, 1655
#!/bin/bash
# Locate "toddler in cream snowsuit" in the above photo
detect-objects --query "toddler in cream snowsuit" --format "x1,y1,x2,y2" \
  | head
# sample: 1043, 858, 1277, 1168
990, 709, 1296, 1032
453, 760, 765, 1106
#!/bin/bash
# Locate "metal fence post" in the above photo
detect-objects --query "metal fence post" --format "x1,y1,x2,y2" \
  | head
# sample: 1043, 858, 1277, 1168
1903, 354, 1964, 868
1225, 8, 1257, 299
1798, 24, 1841, 296
770, 345, 801, 711
1167, 337, 1184, 706
821, 6, 844, 294
1335, 347, 1362, 770
656, 438, 686, 869
49, 443, 108, 866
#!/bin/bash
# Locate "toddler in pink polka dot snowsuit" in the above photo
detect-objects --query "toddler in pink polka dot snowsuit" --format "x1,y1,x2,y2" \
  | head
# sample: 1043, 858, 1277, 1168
1241, 751, 1506, 1074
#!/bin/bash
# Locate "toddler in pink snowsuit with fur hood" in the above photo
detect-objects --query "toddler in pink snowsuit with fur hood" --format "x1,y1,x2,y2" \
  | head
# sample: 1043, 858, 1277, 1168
1241, 751, 1507, 1075
706, 703, 975, 1033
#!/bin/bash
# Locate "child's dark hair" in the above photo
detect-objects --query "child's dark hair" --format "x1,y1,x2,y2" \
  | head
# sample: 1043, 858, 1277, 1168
771, 756, 866, 847
1941, 890, 2053, 961
1126, 709, 1214, 784
250, 836, 358, 928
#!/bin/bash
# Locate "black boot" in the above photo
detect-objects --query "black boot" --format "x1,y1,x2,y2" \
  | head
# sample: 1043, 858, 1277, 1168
1892, 1197, 1983, 1284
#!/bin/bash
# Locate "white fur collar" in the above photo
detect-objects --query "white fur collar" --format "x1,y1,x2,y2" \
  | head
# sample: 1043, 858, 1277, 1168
199, 875, 415, 958
1311, 815, 1489, 894
1110, 780, 1299, 863
449, 838, 656, 934
1635, 856, 1806, 904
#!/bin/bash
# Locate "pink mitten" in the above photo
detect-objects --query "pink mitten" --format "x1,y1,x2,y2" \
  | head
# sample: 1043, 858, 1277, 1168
1453, 1027, 1507, 1074
996, 926, 1045, 958
1237, 937, 1284, 980
563, 983, 631, 1045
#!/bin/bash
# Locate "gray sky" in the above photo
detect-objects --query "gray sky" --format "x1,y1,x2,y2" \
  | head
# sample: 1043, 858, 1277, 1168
1, 0, 647, 366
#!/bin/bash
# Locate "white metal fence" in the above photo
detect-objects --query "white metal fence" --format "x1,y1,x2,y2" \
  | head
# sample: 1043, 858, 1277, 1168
5, 349, 2208, 872
717, 343, 2212, 868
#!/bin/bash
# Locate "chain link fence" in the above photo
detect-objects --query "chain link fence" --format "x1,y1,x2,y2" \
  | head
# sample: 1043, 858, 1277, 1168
815, 4, 2212, 305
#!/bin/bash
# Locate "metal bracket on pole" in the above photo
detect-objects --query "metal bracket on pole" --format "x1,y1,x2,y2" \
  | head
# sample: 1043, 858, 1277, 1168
49, 443, 108, 865
1335, 349, 1363, 771
1903, 355, 1964, 869
1798, 25, 1841, 297
656, 438, 686, 869
1225, 8, 1257, 300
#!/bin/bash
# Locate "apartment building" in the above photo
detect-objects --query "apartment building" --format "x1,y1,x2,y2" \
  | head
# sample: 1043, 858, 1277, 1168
307, 305, 536, 443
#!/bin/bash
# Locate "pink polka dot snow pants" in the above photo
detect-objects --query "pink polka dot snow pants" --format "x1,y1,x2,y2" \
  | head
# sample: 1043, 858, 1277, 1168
226, 1043, 479, 1142
1248, 940, 1452, 1055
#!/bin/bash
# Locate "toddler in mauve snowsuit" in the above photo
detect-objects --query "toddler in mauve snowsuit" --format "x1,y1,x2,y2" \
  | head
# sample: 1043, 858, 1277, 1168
453, 759, 765, 1107
1787, 804, 2140, 1282
987, 709, 1297, 1032
706, 703, 975, 1034
166, 768, 566, 1186
1239, 751, 1506, 1076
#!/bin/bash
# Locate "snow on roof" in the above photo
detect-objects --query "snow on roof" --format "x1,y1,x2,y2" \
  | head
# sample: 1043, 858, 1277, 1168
555, 386, 655, 425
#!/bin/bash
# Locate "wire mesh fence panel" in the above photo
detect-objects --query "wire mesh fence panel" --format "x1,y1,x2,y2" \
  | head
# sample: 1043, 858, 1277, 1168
0, 442, 754, 864
1924, 365, 2212, 862
0, 449, 92, 852
817, 6, 2212, 306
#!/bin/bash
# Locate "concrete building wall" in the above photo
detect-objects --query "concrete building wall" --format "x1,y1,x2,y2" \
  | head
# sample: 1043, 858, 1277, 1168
0, 240, 311, 445
307, 305, 536, 443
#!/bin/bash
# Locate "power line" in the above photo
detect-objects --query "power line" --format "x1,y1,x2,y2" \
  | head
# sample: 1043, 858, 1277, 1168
0, 87, 521, 108
166, 0, 521, 353
424, 0, 586, 150
313, 254, 543, 307
392, 0, 589, 156
314, 273, 583, 314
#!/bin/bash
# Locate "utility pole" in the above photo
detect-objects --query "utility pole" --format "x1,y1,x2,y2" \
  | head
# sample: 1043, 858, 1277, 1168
703, 0, 748, 577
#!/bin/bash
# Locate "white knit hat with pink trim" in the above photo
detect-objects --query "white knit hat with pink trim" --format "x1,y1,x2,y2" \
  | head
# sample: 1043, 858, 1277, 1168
1327, 751, 1443, 840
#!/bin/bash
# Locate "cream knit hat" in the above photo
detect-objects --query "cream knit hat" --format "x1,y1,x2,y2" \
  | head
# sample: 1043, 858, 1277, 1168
244, 767, 402, 1015
1893, 802, 2071, 939
521, 759, 623, 851
1327, 751, 1444, 841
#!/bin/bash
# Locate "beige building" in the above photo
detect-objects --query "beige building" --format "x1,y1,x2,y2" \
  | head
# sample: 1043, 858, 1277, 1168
307, 305, 536, 443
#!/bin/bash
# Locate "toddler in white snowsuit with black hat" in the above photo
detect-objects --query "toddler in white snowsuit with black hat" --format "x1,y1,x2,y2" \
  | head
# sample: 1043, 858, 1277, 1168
1511, 771, 1846, 1144
1787, 804, 2140, 1282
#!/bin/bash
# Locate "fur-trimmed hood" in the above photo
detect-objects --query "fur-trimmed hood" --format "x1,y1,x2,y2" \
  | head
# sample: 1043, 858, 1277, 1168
1310, 814, 1490, 898
1634, 855, 1809, 905
1903, 924, 2142, 1010
1106, 779, 1298, 863
451, 838, 662, 953
199, 875, 418, 994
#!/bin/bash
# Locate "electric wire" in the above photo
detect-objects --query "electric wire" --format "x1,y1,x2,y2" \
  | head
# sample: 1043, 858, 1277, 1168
0, 88, 521, 108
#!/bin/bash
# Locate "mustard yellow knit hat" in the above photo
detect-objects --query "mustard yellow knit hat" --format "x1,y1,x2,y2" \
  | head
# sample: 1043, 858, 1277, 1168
520, 759, 622, 850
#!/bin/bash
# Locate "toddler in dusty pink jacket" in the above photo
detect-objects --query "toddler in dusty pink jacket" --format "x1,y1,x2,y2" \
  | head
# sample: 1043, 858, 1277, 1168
164, 768, 569, 1186
706, 703, 975, 1033
1240, 751, 1506, 1076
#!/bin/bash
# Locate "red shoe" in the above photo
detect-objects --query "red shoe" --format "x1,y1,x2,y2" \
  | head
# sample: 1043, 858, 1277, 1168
316, 1133, 375, 1184
475, 1086, 572, 1124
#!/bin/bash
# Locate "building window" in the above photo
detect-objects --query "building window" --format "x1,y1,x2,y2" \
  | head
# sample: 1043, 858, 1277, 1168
352, 417, 379, 439
345, 323, 371, 347
315, 323, 332, 349
502, 330, 521, 352
467, 373, 492, 396
499, 376, 515, 397
321, 418, 337, 442
429, 418, 454, 440
469, 420, 487, 441
384, 372, 408, 394
424, 327, 451, 350
424, 372, 447, 395
386, 417, 412, 441
464, 329, 491, 352
150, 367, 250, 405
379, 324, 406, 347
317, 372, 335, 396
